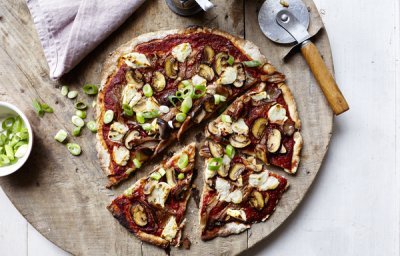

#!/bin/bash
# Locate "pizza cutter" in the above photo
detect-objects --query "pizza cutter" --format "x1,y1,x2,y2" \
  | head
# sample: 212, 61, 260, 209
258, 0, 349, 115
166, 0, 214, 16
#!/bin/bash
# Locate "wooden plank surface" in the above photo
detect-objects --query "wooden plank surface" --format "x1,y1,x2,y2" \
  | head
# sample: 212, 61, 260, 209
0, 0, 334, 255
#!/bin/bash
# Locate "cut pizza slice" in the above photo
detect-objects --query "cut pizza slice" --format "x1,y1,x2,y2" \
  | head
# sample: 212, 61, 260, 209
96, 27, 285, 186
199, 141, 288, 240
107, 143, 195, 248
205, 81, 303, 174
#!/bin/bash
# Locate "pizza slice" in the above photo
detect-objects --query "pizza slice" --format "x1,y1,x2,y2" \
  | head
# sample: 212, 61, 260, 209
205, 81, 303, 174
107, 143, 195, 248
96, 27, 285, 187
199, 140, 288, 240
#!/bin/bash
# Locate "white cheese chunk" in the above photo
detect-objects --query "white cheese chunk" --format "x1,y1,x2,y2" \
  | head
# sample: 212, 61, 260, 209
251, 91, 267, 101
215, 177, 231, 202
268, 104, 288, 125
192, 74, 207, 86
172, 43, 192, 62
219, 66, 237, 85
147, 182, 171, 208
122, 84, 142, 107
161, 217, 178, 242
249, 171, 269, 191
123, 52, 151, 69
232, 118, 249, 135
159, 105, 170, 114
108, 122, 129, 142
228, 189, 243, 204
112, 146, 130, 166
227, 208, 247, 222
266, 176, 280, 190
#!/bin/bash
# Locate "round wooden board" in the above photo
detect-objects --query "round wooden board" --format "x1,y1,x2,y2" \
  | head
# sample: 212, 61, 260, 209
0, 0, 333, 255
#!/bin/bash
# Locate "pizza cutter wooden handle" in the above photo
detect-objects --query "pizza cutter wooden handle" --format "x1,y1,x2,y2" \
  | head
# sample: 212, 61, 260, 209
300, 41, 349, 115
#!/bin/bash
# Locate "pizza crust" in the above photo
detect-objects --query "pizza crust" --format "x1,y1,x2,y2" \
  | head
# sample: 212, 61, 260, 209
278, 82, 301, 130
286, 131, 303, 174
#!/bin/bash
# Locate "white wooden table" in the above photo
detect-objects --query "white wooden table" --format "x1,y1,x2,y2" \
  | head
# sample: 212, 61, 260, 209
1, 0, 399, 255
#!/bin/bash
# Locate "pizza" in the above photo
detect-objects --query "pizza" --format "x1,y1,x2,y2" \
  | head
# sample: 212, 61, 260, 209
199, 141, 288, 240
204, 81, 303, 174
96, 26, 286, 187
107, 143, 195, 248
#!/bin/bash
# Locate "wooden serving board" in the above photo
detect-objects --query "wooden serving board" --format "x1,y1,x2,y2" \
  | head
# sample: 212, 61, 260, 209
0, 0, 333, 255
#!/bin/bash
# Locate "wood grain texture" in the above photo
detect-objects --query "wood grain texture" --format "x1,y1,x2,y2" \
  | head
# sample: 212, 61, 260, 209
0, 0, 332, 255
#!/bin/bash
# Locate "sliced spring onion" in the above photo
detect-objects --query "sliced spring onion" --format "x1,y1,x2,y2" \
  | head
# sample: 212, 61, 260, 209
103, 110, 114, 124
74, 101, 87, 110
136, 112, 145, 124
72, 126, 81, 136
0, 155, 10, 166
61, 86, 69, 96
71, 115, 85, 127
67, 143, 81, 156
13, 141, 26, 150
41, 103, 54, 113
86, 121, 97, 133
177, 153, 189, 169
168, 95, 180, 107
54, 129, 68, 143
32, 99, 44, 117
141, 123, 152, 131
225, 144, 235, 159
122, 104, 133, 117
208, 157, 222, 171
176, 112, 187, 123
67, 91, 78, 99
143, 84, 153, 98
150, 172, 162, 181
177, 173, 185, 180
82, 84, 99, 95
142, 110, 160, 119
180, 97, 192, 114
75, 110, 87, 119
2, 117, 15, 130
5, 145, 14, 161
227, 55, 235, 65
214, 94, 227, 105
221, 114, 232, 123
242, 60, 261, 67
193, 85, 206, 99
181, 85, 194, 99
14, 144, 28, 158
12, 116, 23, 133
133, 158, 142, 169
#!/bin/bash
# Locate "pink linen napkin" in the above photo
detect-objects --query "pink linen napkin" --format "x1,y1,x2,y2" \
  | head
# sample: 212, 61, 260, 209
26, 0, 146, 80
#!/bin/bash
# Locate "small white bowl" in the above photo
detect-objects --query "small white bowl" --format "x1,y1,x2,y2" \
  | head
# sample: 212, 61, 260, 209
0, 102, 34, 176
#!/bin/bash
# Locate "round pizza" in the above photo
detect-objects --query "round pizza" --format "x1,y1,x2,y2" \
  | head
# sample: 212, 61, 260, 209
97, 26, 303, 247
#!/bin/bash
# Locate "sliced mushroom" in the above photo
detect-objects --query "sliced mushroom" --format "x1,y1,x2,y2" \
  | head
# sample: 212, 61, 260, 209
214, 52, 229, 75
152, 71, 166, 92
264, 193, 270, 204
165, 168, 176, 187
267, 129, 282, 153
165, 56, 178, 79
157, 118, 170, 140
126, 70, 144, 88
125, 130, 141, 149
229, 134, 251, 148
203, 46, 215, 64
249, 191, 264, 210
229, 163, 245, 181
194, 109, 206, 124
199, 143, 212, 158
251, 118, 268, 139
260, 73, 286, 84
227, 100, 244, 120
233, 63, 246, 88
207, 122, 219, 136
198, 64, 215, 81
209, 141, 224, 158
131, 204, 147, 227
143, 179, 158, 195
255, 144, 268, 163
217, 165, 229, 178
283, 120, 295, 136
245, 71, 257, 87
262, 63, 277, 75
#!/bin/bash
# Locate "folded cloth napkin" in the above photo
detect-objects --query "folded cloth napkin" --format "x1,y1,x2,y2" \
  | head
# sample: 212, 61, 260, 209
26, 0, 146, 80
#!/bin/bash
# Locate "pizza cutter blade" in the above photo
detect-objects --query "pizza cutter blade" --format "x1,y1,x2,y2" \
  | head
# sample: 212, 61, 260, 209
258, 0, 349, 115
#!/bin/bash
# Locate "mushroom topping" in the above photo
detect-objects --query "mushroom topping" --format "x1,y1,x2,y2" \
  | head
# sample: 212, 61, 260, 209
227, 100, 244, 120
125, 130, 141, 149
267, 129, 282, 153
209, 141, 224, 158
233, 63, 246, 88
226, 208, 246, 222
156, 118, 171, 140
283, 120, 295, 136
172, 43, 192, 62
217, 165, 229, 178
218, 66, 237, 85
165, 168, 176, 187
229, 134, 251, 148
232, 118, 249, 135
198, 64, 215, 81
143, 179, 158, 195
126, 70, 144, 88
228, 189, 243, 204
229, 163, 245, 181
131, 204, 148, 227
255, 144, 268, 163
132, 97, 160, 113
251, 91, 268, 102
249, 191, 264, 210
264, 193, 270, 204
214, 52, 229, 75
112, 146, 130, 166
108, 122, 129, 142
165, 56, 178, 78
123, 52, 151, 69
251, 118, 268, 139
152, 71, 166, 92
203, 45, 215, 64
261, 73, 286, 84
267, 104, 288, 125
262, 63, 277, 75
